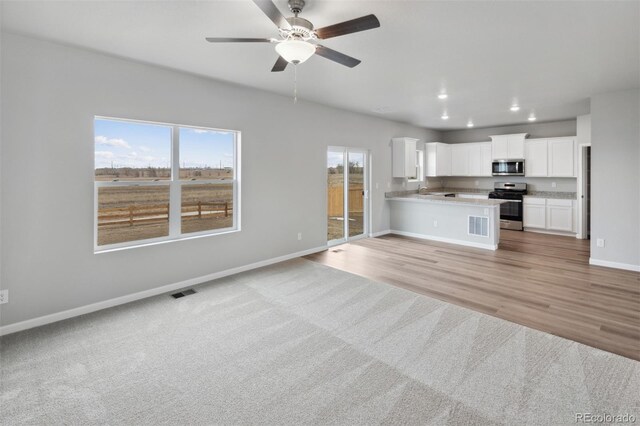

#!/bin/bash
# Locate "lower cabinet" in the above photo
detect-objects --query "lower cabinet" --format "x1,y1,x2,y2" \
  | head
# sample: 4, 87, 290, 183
546, 199, 574, 232
523, 198, 546, 228
524, 197, 576, 233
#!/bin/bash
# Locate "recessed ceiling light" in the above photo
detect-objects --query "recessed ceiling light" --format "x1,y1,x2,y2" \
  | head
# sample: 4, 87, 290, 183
528, 115, 537, 121
510, 105, 520, 112
441, 112, 449, 120
438, 93, 448, 100
467, 121, 474, 128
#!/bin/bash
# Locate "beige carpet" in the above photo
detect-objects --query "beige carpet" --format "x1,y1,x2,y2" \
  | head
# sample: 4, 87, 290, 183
1, 258, 638, 425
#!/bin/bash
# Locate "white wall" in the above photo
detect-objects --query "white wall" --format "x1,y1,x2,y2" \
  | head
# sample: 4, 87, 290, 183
590, 89, 640, 270
440, 120, 577, 144
0, 33, 439, 327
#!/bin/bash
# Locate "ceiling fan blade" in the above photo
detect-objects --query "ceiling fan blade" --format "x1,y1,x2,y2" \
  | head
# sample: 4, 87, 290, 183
316, 14, 380, 40
252, 0, 292, 30
205, 37, 272, 43
314, 45, 361, 68
271, 56, 289, 72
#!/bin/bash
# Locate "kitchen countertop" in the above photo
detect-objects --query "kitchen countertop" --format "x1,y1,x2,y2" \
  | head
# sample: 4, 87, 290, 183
387, 193, 507, 207
525, 191, 577, 200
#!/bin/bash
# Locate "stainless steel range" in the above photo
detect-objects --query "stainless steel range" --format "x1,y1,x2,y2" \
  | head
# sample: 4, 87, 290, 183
488, 182, 527, 231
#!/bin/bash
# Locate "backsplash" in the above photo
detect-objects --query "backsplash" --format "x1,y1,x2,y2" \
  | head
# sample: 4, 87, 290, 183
438, 177, 577, 192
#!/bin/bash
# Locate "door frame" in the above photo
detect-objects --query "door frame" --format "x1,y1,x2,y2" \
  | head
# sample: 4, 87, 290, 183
576, 143, 591, 239
327, 146, 370, 246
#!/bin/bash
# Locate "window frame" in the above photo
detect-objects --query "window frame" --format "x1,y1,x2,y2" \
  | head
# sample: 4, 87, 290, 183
94, 116, 241, 253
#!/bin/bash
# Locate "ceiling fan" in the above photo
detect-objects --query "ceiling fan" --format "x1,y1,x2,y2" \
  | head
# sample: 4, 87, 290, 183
206, 0, 380, 72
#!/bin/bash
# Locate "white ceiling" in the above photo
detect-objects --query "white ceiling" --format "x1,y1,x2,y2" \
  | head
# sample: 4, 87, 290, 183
2, 0, 638, 129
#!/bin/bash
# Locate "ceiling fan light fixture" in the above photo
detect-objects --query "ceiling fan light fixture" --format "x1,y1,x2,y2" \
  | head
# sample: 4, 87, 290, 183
275, 40, 316, 64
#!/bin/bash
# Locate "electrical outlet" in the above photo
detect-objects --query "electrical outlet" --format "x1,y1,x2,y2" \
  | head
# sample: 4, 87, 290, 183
0, 290, 8, 305
551, 182, 557, 188
297, 232, 302, 241
433, 220, 438, 228
596, 238, 605, 248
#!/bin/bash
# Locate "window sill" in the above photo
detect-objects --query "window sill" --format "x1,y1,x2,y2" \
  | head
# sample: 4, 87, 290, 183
94, 227, 240, 254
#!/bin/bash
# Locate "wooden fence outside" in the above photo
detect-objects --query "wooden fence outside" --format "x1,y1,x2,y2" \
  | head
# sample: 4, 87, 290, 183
98, 201, 231, 227
327, 186, 363, 217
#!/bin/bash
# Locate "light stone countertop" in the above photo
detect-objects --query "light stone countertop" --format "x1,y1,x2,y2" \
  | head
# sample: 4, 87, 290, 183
525, 191, 577, 200
387, 193, 507, 207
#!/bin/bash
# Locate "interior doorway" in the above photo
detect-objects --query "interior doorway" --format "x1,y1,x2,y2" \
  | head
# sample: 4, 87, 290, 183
578, 144, 591, 240
327, 147, 369, 245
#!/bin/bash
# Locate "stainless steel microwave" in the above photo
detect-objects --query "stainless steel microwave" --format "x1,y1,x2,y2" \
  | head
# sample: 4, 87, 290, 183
492, 159, 525, 176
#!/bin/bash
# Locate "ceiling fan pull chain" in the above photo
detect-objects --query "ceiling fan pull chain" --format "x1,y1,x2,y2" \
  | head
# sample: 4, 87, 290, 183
293, 64, 298, 104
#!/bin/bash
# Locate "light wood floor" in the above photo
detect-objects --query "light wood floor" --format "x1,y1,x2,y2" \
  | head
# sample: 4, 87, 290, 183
305, 231, 640, 361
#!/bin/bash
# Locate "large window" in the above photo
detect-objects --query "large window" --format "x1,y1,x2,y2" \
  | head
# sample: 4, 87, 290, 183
94, 117, 239, 251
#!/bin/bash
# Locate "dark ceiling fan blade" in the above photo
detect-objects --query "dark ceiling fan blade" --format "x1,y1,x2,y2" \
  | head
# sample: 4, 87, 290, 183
252, 0, 292, 30
271, 56, 289, 72
205, 37, 273, 43
314, 45, 361, 68
316, 14, 380, 39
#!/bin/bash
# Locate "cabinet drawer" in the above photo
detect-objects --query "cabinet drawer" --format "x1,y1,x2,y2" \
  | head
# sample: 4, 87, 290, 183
523, 197, 546, 206
546, 199, 572, 207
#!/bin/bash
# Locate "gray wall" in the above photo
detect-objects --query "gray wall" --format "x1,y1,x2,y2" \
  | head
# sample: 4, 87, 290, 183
441, 120, 577, 143
590, 89, 640, 268
0, 33, 439, 326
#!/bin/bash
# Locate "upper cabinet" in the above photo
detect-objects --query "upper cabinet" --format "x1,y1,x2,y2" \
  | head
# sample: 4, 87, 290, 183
490, 133, 527, 160
524, 137, 576, 177
425, 142, 451, 177
548, 137, 575, 177
451, 144, 469, 176
524, 139, 548, 177
392, 137, 419, 178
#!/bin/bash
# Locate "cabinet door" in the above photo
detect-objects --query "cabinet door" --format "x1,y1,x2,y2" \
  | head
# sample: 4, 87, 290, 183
451, 144, 469, 176
437, 143, 452, 176
523, 198, 546, 228
480, 143, 492, 176
548, 138, 575, 177
507, 137, 524, 159
492, 137, 509, 160
524, 139, 548, 177
392, 138, 417, 178
468, 143, 482, 176
546, 199, 573, 231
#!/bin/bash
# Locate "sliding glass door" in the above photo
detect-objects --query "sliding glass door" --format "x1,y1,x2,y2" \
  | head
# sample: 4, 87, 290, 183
327, 147, 368, 244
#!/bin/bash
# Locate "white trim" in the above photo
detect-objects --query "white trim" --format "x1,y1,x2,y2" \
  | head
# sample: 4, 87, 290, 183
370, 229, 391, 238
389, 230, 498, 250
576, 142, 591, 239
589, 258, 640, 272
523, 228, 578, 237
0, 245, 327, 337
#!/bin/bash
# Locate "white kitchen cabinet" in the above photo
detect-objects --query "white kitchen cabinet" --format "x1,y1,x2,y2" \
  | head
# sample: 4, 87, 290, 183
524, 139, 548, 177
480, 143, 493, 176
392, 137, 418, 178
425, 142, 451, 177
467, 143, 482, 176
490, 133, 527, 160
546, 199, 574, 232
523, 197, 546, 228
451, 144, 469, 176
524, 197, 576, 233
548, 137, 575, 177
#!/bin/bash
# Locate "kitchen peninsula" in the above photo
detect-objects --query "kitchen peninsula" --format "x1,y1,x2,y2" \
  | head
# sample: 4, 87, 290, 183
386, 191, 507, 250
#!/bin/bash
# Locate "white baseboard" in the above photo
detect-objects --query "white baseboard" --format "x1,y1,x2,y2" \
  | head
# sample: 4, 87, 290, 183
0, 245, 328, 337
524, 228, 577, 237
370, 229, 391, 238
589, 258, 640, 272
389, 230, 498, 251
